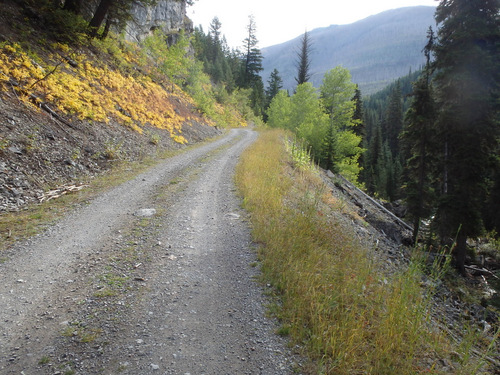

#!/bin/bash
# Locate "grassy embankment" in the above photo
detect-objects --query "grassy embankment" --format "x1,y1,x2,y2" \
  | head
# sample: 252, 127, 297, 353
235, 129, 496, 375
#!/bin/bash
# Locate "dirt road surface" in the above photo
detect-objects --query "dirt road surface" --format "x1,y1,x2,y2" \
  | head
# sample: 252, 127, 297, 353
0, 129, 299, 374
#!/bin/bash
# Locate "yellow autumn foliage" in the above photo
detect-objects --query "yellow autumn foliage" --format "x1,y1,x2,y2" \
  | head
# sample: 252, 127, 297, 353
0, 41, 202, 144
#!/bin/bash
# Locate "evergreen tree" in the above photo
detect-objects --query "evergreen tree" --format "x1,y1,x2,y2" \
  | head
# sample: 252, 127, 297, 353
352, 85, 364, 138
380, 141, 394, 199
365, 123, 383, 194
250, 78, 265, 117
360, 69, 422, 198
209, 17, 222, 49
192, 25, 238, 93
224, 49, 241, 92
384, 80, 403, 156
401, 27, 437, 243
265, 69, 283, 109
352, 85, 367, 179
241, 15, 263, 87
241, 15, 264, 116
206, 17, 228, 84
295, 31, 313, 86
208, 18, 221, 62
432, 0, 500, 274
322, 122, 337, 171
378, 80, 404, 199
192, 26, 208, 56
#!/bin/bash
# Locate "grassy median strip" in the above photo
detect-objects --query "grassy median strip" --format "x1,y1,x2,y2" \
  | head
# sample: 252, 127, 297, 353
235, 129, 491, 374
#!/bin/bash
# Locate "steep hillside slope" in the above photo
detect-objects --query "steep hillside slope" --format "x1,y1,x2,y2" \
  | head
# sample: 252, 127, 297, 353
0, 1, 222, 213
262, 6, 436, 95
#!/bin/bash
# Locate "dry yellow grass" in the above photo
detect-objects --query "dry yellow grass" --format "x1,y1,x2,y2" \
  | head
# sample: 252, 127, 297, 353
235, 129, 494, 374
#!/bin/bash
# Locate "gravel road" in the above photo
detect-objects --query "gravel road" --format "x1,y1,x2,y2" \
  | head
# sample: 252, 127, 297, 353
0, 129, 300, 374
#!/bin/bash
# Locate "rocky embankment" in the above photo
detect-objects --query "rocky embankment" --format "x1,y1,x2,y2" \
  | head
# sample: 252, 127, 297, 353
0, 0, 220, 214
0, 92, 219, 213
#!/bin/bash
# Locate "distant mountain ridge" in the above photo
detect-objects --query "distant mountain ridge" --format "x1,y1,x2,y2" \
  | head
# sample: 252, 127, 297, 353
261, 6, 436, 95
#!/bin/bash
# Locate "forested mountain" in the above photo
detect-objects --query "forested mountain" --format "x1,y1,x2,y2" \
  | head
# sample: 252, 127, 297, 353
262, 6, 436, 95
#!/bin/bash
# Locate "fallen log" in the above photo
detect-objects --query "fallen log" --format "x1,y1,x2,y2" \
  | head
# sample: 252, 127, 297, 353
465, 265, 499, 279
28, 94, 76, 130
332, 172, 413, 232
38, 184, 88, 203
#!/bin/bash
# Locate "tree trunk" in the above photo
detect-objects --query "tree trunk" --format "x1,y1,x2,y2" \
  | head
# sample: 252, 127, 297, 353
88, 0, 114, 38
412, 217, 420, 245
63, 0, 83, 14
454, 231, 467, 275
99, 15, 112, 39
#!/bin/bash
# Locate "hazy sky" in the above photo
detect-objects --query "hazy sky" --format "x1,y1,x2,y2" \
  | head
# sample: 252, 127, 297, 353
188, 0, 439, 49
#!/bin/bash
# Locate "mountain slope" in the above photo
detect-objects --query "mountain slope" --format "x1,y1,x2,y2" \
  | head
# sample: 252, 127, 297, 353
0, 0, 243, 214
261, 6, 436, 95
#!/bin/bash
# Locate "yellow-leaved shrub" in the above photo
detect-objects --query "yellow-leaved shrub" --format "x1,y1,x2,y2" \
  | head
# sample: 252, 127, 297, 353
0, 41, 201, 144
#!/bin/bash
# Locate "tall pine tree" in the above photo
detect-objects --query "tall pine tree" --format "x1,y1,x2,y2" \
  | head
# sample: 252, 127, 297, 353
265, 69, 283, 104
295, 31, 313, 86
351, 85, 364, 138
241, 15, 263, 87
366, 123, 383, 194
432, 0, 500, 274
384, 80, 403, 156
401, 27, 437, 243
264, 68, 283, 119
241, 15, 264, 116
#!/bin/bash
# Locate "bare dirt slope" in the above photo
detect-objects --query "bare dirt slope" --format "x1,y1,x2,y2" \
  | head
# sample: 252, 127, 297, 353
0, 129, 298, 374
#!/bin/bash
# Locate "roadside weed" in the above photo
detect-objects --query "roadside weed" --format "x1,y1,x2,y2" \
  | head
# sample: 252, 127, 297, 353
38, 356, 50, 365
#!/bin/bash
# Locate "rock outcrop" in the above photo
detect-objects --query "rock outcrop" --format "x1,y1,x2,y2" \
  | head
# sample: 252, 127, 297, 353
124, 0, 192, 44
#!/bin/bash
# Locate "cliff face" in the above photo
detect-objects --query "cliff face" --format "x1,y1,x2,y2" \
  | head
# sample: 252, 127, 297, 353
124, 0, 192, 44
